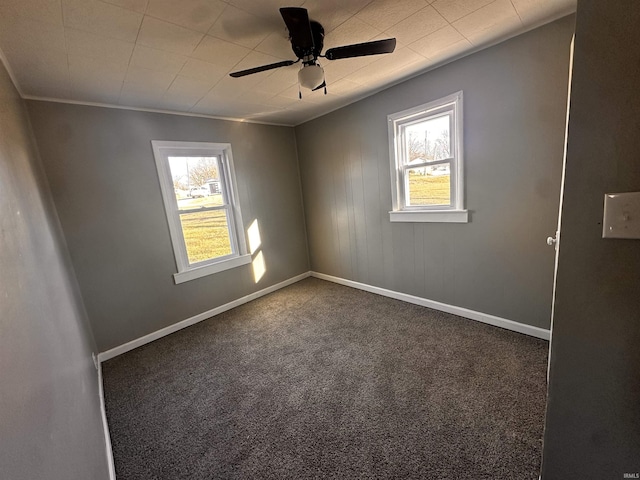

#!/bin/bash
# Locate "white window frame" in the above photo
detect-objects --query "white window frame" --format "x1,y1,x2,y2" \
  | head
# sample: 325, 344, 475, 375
388, 91, 468, 223
151, 141, 250, 284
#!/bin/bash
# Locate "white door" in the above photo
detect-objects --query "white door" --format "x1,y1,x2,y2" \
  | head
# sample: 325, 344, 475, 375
547, 35, 575, 381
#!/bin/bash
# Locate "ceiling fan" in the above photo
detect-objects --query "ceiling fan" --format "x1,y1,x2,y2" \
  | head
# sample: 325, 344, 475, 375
229, 7, 397, 96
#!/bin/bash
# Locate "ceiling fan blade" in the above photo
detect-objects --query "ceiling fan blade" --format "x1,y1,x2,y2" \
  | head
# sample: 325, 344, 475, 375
280, 7, 314, 52
229, 60, 296, 78
325, 38, 397, 61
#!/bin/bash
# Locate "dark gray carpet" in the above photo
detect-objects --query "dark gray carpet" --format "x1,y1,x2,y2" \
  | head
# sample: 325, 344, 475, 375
103, 277, 549, 479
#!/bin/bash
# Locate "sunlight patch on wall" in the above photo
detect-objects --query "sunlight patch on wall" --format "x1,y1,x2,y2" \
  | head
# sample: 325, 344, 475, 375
252, 250, 265, 283
248, 219, 265, 283
248, 219, 262, 255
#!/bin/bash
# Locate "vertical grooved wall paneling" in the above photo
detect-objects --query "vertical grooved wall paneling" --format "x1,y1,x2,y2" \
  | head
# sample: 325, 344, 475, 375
296, 16, 575, 330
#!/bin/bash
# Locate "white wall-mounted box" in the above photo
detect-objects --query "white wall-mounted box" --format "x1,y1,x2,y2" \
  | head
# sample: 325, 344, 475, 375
603, 192, 640, 239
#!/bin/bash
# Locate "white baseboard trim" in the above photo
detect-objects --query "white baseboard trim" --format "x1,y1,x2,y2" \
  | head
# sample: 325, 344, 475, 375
97, 269, 548, 363
310, 271, 550, 341
97, 271, 311, 362
97, 363, 117, 480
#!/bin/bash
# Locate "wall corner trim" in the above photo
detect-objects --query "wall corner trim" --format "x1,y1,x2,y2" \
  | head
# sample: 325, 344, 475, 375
97, 271, 311, 362
0, 46, 24, 97
98, 363, 117, 480
310, 271, 550, 340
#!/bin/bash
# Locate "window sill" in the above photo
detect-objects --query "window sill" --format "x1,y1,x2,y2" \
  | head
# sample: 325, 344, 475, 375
389, 210, 469, 223
173, 254, 251, 284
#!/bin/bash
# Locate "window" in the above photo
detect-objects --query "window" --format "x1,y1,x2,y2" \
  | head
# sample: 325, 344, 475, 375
388, 91, 467, 223
151, 141, 249, 284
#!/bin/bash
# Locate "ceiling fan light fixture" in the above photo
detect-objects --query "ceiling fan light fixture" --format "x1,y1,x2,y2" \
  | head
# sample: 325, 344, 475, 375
298, 64, 325, 90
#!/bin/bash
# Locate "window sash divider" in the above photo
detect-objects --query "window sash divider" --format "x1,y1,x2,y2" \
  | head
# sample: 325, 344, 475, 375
177, 205, 229, 215
402, 158, 452, 170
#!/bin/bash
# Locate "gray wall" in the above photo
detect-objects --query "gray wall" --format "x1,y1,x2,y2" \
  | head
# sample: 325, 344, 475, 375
27, 102, 309, 352
542, 1, 640, 477
296, 17, 574, 330
0, 63, 109, 479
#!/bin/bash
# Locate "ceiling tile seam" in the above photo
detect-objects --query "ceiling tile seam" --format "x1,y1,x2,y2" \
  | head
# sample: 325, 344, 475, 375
192, 73, 242, 111
354, 11, 410, 33
183, 10, 261, 70
345, 0, 375, 16
210, 45, 254, 87
133, 44, 191, 73
61, 0, 144, 45
61, 0, 72, 97
328, 68, 364, 87
316, 14, 350, 37
263, 89, 292, 106
202, 3, 266, 52
432, 0, 494, 25
95, 0, 140, 15
305, 2, 368, 37
57, 0, 64, 25
384, 4, 444, 48
185, 77, 223, 114
405, 24, 451, 61
186, 61, 276, 115
141, 13, 211, 41
337, 47, 402, 85
454, 0, 525, 47
223, 1, 274, 23
220, 1, 250, 18
448, 21, 470, 48
118, 3, 147, 103
211, 0, 232, 32
203, 32, 261, 53
164, 57, 191, 92
509, 0, 524, 23
187, 32, 211, 65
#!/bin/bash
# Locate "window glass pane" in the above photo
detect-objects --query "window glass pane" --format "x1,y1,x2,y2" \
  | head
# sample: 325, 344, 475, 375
405, 114, 451, 165
168, 156, 224, 210
406, 165, 451, 206
179, 209, 232, 264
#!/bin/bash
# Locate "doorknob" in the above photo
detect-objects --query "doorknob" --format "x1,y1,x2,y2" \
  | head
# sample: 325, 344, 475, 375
546, 236, 557, 246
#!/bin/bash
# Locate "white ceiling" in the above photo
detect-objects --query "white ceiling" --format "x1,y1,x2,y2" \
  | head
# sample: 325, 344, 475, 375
0, 0, 575, 126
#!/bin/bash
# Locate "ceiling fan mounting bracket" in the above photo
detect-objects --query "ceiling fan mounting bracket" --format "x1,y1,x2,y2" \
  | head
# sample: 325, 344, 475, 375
301, 55, 316, 67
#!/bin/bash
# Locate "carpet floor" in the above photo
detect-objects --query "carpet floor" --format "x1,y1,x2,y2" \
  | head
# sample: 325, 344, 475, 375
103, 277, 549, 479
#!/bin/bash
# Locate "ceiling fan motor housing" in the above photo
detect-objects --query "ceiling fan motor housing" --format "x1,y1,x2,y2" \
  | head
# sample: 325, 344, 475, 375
292, 20, 324, 61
